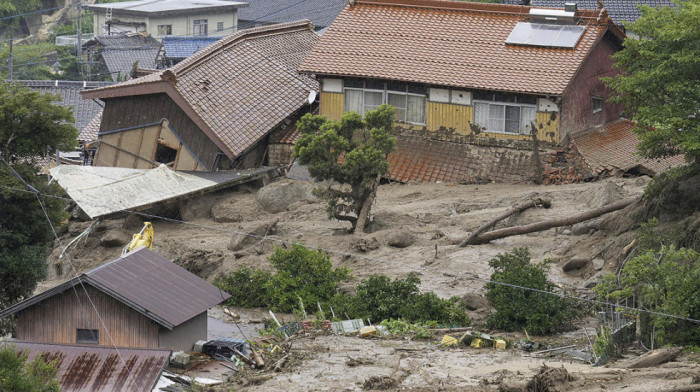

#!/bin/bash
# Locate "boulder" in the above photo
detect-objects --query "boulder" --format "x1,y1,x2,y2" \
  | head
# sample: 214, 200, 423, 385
387, 232, 416, 248
461, 293, 490, 311
351, 236, 380, 253
592, 258, 605, 271
211, 203, 243, 223
626, 347, 683, 369
122, 213, 144, 230
256, 181, 315, 213
100, 229, 132, 247
170, 351, 191, 368
562, 257, 590, 272
228, 219, 279, 251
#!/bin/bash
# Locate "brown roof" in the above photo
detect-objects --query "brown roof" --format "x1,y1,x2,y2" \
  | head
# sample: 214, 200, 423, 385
299, 0, 621, 95
386, 135, 533, 183
572, 119, 685, 175
78, 110, 103, 142
0, 247, 229, 329
2, 341, 169, 392
83, 21, 320, 158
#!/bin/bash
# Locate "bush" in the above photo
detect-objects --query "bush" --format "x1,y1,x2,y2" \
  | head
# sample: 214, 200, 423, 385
215, 244, 351, 313
0, 346, 60, 392
485, 248, 577, 335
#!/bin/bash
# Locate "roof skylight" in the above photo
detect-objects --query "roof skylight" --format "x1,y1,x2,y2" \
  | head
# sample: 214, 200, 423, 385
506, 22, 586, 49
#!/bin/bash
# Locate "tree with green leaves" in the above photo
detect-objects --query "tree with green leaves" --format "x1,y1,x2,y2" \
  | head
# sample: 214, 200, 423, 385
484, 248, 577, 334
293, 104, 396, 233
0, 81, 75, 333
604, 0, 700, 162
0, 345, 60, 392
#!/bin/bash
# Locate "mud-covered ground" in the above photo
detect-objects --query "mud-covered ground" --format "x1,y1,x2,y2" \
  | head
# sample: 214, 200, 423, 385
40, 175, 700, 391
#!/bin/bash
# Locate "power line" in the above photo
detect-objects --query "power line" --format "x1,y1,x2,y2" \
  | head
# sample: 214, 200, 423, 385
0, 180, 698, 325
0, 157, 145, 392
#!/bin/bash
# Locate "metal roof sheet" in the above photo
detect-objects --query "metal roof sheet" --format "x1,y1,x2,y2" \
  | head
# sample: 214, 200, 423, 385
2, 341, 169, 392
161, 36, 224, 60
238, 0, 346, 30
86, 0, 247, 16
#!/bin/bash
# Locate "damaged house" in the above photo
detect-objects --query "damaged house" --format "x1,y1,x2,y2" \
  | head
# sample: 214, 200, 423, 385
81, 21, 319, 171
0, 247, 229, 353
299, 0, 628, 182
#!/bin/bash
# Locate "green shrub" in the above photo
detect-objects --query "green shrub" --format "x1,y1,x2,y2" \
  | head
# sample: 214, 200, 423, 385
484, 248, 577, 335
215, 244, 351, 313
0, 346, 60, 392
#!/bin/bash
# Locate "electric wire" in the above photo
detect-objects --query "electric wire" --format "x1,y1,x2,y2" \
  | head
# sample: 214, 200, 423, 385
0, 180, 698, 325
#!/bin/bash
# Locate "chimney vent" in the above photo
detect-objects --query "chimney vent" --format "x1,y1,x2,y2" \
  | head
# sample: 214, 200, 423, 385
565, 3, 578, 13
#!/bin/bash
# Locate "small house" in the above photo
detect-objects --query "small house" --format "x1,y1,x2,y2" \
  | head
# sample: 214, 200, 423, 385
0, 247, 230, 352
299, 0, 627, 182
81, 21, 319, 171
238, 0, 346, 32
85, 0, 248, 38
86, 33, 162, 82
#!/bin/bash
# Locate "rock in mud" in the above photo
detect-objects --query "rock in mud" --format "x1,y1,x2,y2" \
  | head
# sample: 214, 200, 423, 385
387, 232, 415, 248
228, 219, 279, 251
461, 293, 490, 311
562, 257, 590, 272
178, 194, 215, 221
592, 257, 605, 270
587, 180, 624, 209
256, 181, 315, 213
175, 250, 222, 279
211, 203, 243, 223
526, 365, 576, 392
122, 213, 144, 230
626, 347, 683, 369
363, 375, 397, 390
351, 236, 380, 252
100, 229, 131, 247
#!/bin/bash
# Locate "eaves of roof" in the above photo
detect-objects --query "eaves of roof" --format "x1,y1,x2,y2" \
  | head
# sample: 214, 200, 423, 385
0, 275, 176, 329
85, 3, 245, 18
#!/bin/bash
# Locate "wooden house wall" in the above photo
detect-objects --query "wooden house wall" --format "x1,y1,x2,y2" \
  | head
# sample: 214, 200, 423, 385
561, 31, 625, 137
95, 120, 203, 171
100, 93, 221, 170
16, 285, 159, 348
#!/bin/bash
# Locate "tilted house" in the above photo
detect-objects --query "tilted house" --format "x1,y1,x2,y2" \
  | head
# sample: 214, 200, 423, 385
299, 0, 627, 182
82, 21, 319, 171
0, 247, 230, 352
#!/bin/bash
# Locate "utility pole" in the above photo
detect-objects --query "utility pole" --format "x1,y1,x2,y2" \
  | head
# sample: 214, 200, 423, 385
8, 30, 13, 81
77, 0, 84, 79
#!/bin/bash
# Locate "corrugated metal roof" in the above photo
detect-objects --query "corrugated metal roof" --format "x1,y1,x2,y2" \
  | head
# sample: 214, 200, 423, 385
0, 247, 230, 329
86, 0, 246, 15
48, 164, 276, 219
2, 341, 169, 392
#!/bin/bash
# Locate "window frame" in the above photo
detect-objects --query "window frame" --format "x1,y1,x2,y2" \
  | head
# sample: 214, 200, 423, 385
343, 81, 427, 125
76, 329, 99, 345
217, 21, 224, 32
193, 19, 208, 36
157, 24, 172, 36
592, 96, 604, 113
473, 99, 537, 135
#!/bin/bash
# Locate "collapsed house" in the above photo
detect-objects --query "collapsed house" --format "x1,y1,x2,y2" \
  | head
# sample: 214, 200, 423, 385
81, 21, 319, 171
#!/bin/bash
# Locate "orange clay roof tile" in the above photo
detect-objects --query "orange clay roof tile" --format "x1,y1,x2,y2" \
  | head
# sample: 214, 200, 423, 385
299, 0, 614, 95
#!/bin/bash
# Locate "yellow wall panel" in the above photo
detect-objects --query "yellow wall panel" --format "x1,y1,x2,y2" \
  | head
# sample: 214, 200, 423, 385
535, 111, 559, 144
320, 92, 344, 121
426, 102, 473, 134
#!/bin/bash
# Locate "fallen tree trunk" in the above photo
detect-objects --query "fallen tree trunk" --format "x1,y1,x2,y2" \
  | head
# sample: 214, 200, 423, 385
463, 197, 638, 245
459, 197, 551, 247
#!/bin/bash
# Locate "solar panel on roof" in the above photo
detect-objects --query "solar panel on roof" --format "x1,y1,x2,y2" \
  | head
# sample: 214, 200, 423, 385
506, 22, 586, 49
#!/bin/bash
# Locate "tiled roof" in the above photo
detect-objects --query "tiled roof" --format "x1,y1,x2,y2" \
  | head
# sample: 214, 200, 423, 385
299, 0, 619, 95
500, 0, 675, 26
79, 110, 103, 142
572, 119, 684, 175
161, 36, 223, 60
0, 247, 230, 329
2, 342, 169, 392
93, 33, 161, 49
238, 0, 346, 30
17, 80, 112, 133
85, 0, 246, 17
91, 34, 162, 82
84, 21, 320, 158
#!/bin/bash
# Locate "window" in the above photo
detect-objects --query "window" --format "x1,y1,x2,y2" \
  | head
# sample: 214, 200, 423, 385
217, 22, 224, 32
155, 143, 178, 166
592, 96, 604, 113
474, 94, 537, 135
76, 329, 99, 344
193, 19, 208, 36
343, 80, 427, 124
157, 24, 172, 36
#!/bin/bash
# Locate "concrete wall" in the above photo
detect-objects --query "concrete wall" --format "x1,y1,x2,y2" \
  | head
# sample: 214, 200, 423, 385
158, 311, 207, 352
93, 10, 237, 37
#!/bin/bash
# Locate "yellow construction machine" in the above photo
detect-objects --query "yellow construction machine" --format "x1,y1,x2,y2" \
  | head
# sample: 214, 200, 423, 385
122, 222, 154, 255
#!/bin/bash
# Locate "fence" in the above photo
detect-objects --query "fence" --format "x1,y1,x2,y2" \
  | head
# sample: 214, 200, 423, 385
594, 305, 636, 366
